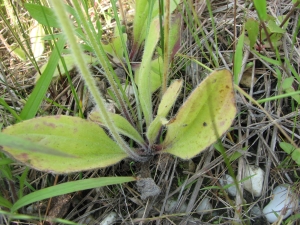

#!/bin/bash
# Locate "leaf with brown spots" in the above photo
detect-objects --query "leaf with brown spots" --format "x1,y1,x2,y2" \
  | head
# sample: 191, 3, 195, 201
161, 70, 236, 159
1, 116, 128, 173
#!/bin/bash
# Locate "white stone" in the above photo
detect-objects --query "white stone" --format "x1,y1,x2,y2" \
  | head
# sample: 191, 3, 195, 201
136, 208, 145, 218
165, 199, 187, 213
243, 165, 264, 197
219, 174, 237, 196
263, 185, 298, 223
122, 84, 134, 96
196, 197, 212, 214
100, 212, 118, 225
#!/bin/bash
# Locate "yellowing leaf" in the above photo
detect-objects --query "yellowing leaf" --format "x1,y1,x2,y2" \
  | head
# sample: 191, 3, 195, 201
11, 44, 26, 61
1, 116, 128, 173
147, 79, 183, 144
162, 70, 236, 159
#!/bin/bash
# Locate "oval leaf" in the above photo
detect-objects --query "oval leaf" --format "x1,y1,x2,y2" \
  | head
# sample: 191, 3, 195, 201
280, 142, 300, 165
1, 116, 128, 173
245, 18, 259, 49
25, 3, 60, 27
162, 70, 236, 159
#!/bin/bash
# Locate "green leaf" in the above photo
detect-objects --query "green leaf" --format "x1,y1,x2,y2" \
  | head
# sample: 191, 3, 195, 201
138, 18, 161, 126
280, 142, 300, 165
135, 56, 163, 93
0, 133, 75, 158
162, 70, 236, 159
168, 14, 181, 59
152, 0, 179, 20
11, 177, 135, 212
1, 116, 128, 173
267, 20, 285, 33
282, 78, 300, 103
88, 109, 145, 146
0, 98, 22, 122
0, 158, 14, 166
234, 29, 245, 85
253, 50, 282, 66
25, 3, 60, 27
20, 38, 65, 120
278, 15, 290, 30
11, 45, 26, 61
24, 3, 79, 28
147, 79, 183, 144
132, 0, 150, 47
282, 77, 294, 90
245, 18, 259, 49
253, 0, 267, 21
292, 0, 300, 8
132, 0, 179, 53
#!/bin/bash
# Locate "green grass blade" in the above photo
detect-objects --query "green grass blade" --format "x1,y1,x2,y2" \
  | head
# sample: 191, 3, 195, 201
18, 167, 30, 199
0, 158, 14, 166
0, 209, 78, 224
11, 177, 136, 212
0, 98, 22, 122
0, 195, 12, 209
253, 50, 282, 66
20, 38, 65, 120
257, 91, 300, 103
233, 29, 245, 85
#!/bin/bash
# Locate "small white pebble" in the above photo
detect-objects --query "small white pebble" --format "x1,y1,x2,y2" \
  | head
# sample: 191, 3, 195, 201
243, 165, 264, 197
165, 199, 187, 213
26, 205, 34, 214
219, 174, 237, 196
263, 185, 298, 223
100, 212, 117, 225
196, 197, 212, 214
250, 205, 263, 217
136, 207, 145, 218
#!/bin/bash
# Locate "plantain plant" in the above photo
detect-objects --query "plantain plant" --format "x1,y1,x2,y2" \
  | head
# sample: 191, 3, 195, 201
0, 0, 236, 175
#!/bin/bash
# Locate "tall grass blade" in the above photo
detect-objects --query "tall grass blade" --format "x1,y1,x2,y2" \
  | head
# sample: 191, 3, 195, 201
20, 38, 65, 120
11, 177, 136, 212
233, 29, 244, 85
